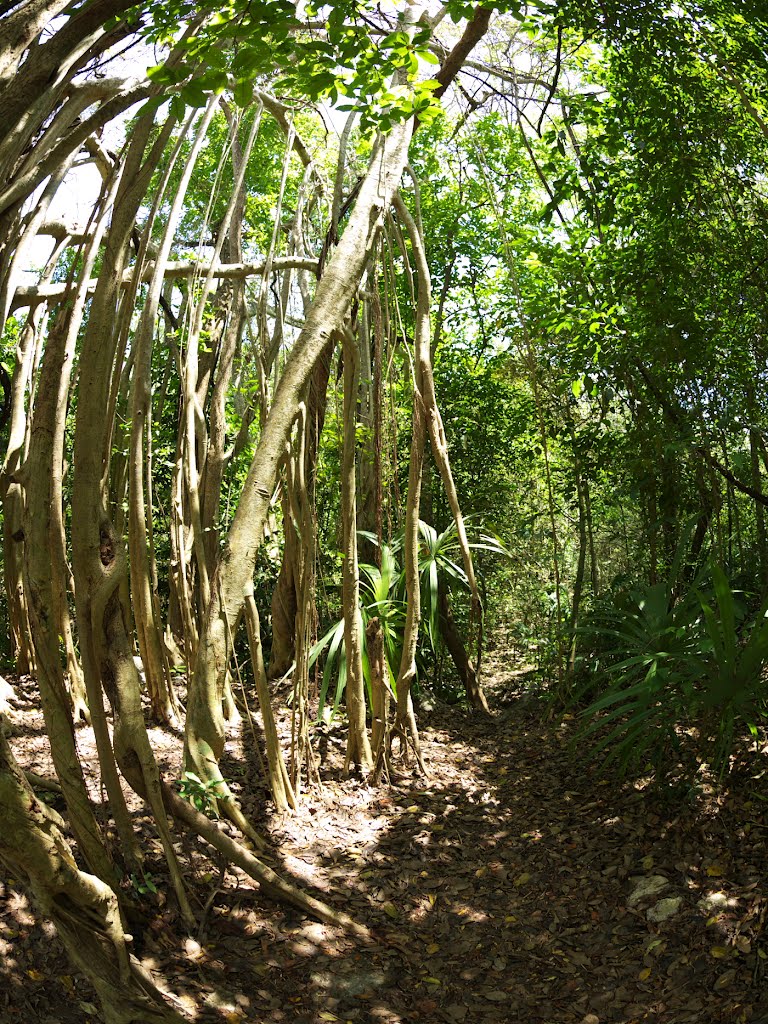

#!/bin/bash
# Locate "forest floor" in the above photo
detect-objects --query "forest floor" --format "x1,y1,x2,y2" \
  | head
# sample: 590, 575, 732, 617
1, 653, 768, 1024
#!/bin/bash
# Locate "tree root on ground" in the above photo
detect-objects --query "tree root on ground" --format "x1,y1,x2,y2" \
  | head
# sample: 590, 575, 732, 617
160, 781, 370, 941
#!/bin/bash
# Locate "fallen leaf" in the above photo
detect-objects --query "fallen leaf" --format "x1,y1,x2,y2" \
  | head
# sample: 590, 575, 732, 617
710, 946, 730, 959
714, 969, 737, 991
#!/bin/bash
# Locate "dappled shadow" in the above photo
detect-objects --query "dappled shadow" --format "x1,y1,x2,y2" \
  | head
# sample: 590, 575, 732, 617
0, 881, 90, 1024
4, 667, 768, 1024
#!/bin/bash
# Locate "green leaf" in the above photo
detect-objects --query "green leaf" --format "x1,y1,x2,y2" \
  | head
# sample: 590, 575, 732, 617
233, 79, 254, 108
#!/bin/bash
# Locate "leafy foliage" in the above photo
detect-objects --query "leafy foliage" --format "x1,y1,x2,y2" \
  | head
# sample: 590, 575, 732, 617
178, 771, 227, 817
310, 522, 507, 721
575, 558, 768, 781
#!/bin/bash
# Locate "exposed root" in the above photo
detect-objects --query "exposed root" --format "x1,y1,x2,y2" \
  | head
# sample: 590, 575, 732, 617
161, 782, 371, 941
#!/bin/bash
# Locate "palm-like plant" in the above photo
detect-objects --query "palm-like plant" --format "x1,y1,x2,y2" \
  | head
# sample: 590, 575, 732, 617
412, 521, 469, 653
408, 519, 509, 649
575, 578, 704, 774
309, 540, 404, 723
309, 521, 508, 722
697, 565, 768, 774
576, 552, 768, 780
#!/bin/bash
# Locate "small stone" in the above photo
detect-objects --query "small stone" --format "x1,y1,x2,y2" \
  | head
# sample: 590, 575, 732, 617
628, 875, 669, 906
647, 897, 683, 923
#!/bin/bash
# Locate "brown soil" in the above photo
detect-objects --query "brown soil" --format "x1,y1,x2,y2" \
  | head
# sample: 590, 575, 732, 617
2, 656, 767, 1024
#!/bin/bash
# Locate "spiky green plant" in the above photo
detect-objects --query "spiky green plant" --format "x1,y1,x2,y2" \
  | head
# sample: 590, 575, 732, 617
576, 556, 768, 781
309, 539, 405, 723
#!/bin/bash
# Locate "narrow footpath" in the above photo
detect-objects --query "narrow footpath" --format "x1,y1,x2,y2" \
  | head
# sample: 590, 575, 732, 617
1, 659, 767, 1024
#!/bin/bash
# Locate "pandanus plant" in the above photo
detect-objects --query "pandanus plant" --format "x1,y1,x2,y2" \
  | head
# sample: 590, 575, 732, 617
311, 538, 404, 723
310, 520, 508, 721
575, 553, 768, 781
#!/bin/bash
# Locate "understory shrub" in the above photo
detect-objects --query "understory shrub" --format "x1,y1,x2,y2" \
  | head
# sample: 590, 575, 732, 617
573, 560, 768, 781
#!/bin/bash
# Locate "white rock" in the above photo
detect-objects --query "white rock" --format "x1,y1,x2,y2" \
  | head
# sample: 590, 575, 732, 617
628, 875, 669, 906
647, 897, 683, 923
0, 676, 18, 718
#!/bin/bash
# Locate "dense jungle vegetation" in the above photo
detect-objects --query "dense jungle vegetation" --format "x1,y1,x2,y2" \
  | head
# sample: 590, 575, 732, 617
2, 1, 768, 1021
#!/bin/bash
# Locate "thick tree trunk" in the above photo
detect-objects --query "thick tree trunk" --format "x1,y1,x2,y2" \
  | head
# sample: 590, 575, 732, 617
184, 112, 415, 803
24, 290, 116, 883
71, 112, 193, 911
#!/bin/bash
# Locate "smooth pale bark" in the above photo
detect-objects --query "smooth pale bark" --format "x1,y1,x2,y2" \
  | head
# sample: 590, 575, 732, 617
0, 152, 77, 340
24, 162, 119, 731
394, 194, 490, 714
2, 470, 35, 673
23, 220, 120, 883
71, 113, 193, 916
341, 328, 373, 772
180, 0, 497, 798
56, 98, 352, 926
0, 0, 134, 108
243, 582, 296, 812
392, 241, 427, 769
200, 106, 251, 578
367, 616, 389, 777
129, 104, 213, 724
180, 108, 251, 622
12, 258, 319, 312
0, 8, 136, 208
0, 0, 75, 81
0, 289, 47, 674
288, 404, 320, 797
184, 111, 415, 802
268, 338, 335, 679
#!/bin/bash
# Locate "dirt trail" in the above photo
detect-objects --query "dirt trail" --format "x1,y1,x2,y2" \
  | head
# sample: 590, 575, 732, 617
1, 659, 767, 1023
